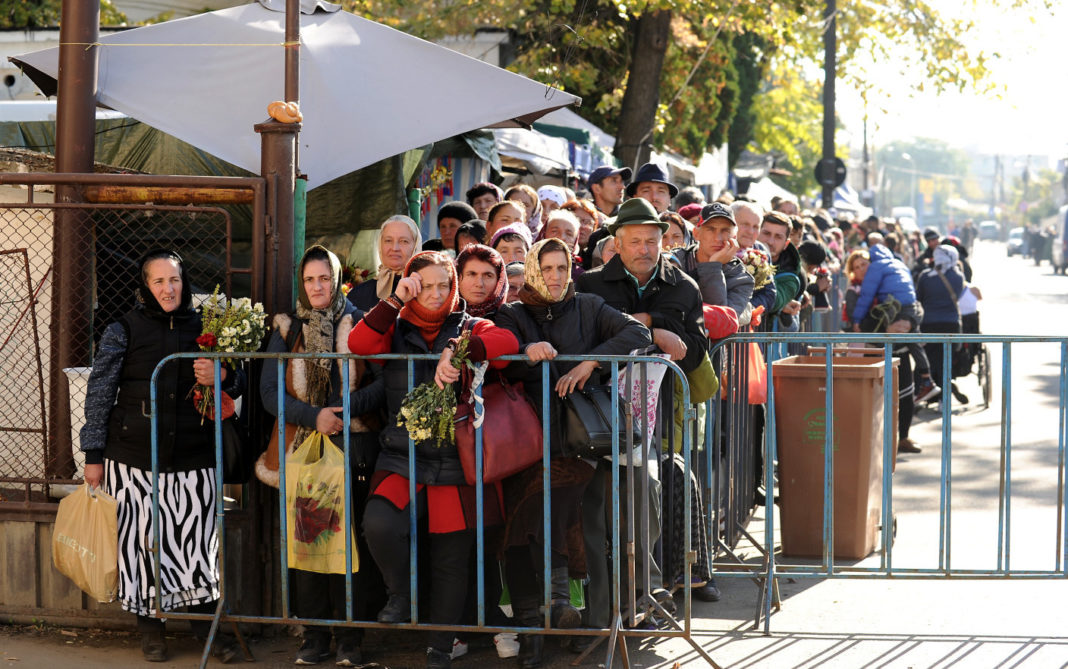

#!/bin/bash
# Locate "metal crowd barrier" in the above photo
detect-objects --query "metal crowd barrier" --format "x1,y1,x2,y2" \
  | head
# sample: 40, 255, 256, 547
708, 331, 1068, 634
147, 352, 723, 669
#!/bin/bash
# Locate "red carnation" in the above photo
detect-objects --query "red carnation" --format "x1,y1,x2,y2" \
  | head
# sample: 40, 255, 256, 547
196, 332, 217, 349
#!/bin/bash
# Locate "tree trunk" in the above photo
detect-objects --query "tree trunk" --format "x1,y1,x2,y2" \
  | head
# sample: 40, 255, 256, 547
614, 9, 672, 172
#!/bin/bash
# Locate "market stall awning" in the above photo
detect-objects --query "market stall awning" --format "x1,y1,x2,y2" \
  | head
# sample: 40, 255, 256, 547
10, 1, 579, 189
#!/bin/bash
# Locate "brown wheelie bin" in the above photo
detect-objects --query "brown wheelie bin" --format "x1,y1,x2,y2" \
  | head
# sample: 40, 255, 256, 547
771, 353, 896, 559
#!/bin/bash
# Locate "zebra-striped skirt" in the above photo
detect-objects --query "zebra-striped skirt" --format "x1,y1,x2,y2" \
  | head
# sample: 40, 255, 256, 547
104, 459, 220, 616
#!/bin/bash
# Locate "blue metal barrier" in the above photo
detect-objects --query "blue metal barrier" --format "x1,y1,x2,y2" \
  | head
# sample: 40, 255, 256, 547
147, 352, 721, 669
708, 331, 1068, 634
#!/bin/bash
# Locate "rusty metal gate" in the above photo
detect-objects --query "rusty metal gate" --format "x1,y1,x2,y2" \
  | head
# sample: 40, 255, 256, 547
0, 173, 265, 501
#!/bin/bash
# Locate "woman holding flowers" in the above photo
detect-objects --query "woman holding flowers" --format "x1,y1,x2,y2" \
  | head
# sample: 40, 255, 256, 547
259, 245, 386, 667
348, 250, 518, 669
79, 249, 245, 663
494, 238, 650, 667
348, 215, 422, 312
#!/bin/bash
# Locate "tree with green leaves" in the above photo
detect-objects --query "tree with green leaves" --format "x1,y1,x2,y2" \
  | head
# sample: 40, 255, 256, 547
343, 0, 1052, 186
0, 0, 127, 28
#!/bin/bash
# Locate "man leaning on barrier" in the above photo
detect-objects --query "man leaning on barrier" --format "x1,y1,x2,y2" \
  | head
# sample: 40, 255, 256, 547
575, 196, 708, 627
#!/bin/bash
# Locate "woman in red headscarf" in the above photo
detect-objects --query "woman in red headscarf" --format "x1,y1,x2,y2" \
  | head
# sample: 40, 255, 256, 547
348, 250, 518, 669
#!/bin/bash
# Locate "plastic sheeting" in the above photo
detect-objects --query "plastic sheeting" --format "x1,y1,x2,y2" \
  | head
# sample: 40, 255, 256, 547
11, 2, 578, 190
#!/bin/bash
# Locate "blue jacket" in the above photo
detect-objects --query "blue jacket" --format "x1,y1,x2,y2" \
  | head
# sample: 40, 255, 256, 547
852, 244, 917, 323
916, 267, 964, 325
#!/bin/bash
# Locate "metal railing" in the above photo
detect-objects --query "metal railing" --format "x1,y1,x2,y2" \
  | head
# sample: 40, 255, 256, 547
146, 351, 722, 669
708, 331, 1068, 634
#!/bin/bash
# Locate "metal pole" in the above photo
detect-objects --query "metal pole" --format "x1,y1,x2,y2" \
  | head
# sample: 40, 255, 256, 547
820, 0, 836, 210
285, 0, 300, 104
50, 0, 99, 478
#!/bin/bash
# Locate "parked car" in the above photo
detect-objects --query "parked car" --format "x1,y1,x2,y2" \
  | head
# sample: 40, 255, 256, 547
1006, 227, 1025, 256
979, 220, 1000, 240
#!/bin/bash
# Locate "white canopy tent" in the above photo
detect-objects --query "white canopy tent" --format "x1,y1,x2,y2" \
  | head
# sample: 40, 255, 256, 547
11, 1, 579, 189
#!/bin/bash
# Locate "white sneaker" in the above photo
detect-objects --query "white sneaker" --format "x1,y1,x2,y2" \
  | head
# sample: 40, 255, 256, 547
450, 637, 468, 660
494, 633, 519, 658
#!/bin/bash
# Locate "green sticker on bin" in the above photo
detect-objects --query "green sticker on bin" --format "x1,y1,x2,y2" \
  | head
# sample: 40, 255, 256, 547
802, 407, 839, 452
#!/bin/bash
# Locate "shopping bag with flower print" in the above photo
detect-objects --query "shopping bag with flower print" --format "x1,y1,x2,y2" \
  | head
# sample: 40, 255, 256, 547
285, 432, 359, 574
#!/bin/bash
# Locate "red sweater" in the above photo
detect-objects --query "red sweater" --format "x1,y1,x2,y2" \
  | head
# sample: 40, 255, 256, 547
348, 300, 518, 369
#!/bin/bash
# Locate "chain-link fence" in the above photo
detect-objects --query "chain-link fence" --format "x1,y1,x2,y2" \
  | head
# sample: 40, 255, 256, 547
0, 198, 247, 500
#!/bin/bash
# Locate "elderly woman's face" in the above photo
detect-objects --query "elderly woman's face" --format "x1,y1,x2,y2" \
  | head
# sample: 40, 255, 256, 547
416, 264, 451, 311
569, 207, 597, 246
600, 237, 618, 266
506, 273, 523, 302
539, 250, 570, 301
302, 259, 333, 310
145, 258, 182, 313
458, 258, 498, 307
381, 221, 416, 272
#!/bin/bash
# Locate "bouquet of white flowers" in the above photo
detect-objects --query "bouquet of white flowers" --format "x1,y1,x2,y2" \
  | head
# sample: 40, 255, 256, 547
739, 247, 775, 289
191, 286, 267, 421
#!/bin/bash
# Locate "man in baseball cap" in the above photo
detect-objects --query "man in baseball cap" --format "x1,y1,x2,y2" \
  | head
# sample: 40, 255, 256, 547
587, 165, 632, 216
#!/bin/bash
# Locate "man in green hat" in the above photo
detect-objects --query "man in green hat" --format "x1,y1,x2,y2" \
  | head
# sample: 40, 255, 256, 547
575, 196, 708, 634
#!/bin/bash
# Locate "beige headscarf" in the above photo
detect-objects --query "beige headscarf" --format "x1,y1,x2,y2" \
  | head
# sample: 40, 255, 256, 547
375, 215, 423, 300
520, 238, 574, 306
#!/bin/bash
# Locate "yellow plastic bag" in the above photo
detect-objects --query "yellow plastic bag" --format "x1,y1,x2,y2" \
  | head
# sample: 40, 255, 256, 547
52, 484, 118, 602
285, 432, 359, 574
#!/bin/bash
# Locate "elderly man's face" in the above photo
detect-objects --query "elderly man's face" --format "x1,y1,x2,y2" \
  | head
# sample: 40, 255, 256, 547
616, 224, 662, 279
544, 217, 579, 253
735, 208, 760, 249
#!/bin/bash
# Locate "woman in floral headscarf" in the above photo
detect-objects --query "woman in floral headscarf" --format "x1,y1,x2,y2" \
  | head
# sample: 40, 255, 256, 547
456, 244, 508, 320
348, 251, 518, 669
494, 238, 649, 667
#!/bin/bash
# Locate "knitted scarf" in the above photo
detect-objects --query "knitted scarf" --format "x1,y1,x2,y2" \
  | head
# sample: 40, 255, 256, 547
456, 244, 507, 318
520, 238, 574, 307
294, 245, 347, 411
399, 251, 460, 344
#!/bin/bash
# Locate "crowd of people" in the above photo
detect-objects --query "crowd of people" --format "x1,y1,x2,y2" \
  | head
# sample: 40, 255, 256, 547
79, 161, 984, 668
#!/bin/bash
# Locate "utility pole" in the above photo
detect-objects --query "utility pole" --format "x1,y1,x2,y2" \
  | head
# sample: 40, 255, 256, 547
820, 0, 837, 209
50, 0, 100, 477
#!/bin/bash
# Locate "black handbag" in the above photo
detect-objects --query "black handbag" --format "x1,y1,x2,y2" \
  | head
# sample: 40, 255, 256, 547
560, 383, 642, 458
221, 417, 251, 484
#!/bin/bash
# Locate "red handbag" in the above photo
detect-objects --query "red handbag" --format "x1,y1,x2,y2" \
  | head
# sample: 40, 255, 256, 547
455, 370, 544, 485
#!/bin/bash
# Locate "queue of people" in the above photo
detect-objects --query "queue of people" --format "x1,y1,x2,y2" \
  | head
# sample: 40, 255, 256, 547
79, 163, 984, 668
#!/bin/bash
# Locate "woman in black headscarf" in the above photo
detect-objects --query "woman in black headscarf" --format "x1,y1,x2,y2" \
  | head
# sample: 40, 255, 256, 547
80, 250, 245, 663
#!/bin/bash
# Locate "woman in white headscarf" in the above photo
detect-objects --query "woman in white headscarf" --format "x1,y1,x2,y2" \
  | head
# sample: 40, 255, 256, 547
348, 215, 423, 312
917, 244, 965, 402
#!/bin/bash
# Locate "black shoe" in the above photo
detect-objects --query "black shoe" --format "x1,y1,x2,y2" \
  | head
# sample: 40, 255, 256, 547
693, 581, 721, 602
211, 636, 240, 664
952, 387, 970, 404
426, 647, 451, 669
566, 634, 596, 654
141, 631, 168, 662
518, 634, 544, 669
376, 594, 411, 624
295, 636, 331, 665
651, 588, 677, 615
335, 641, 362, 667
550, 602, 581, 629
